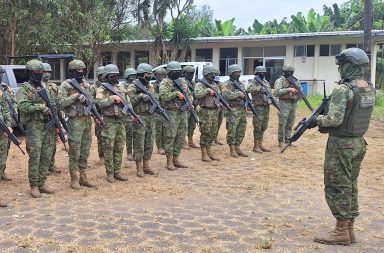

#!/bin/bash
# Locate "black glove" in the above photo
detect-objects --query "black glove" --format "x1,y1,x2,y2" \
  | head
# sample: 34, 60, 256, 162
307, 117, 318, 129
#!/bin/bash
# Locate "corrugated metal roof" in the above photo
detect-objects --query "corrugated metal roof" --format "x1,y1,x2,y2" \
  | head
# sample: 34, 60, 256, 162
105, 30, 384, 45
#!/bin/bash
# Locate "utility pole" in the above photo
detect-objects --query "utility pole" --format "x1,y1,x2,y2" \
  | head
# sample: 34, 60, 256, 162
363, 0, 372, 81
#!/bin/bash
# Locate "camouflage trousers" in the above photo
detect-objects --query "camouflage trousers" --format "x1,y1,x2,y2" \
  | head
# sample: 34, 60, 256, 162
49, 140, 56, 169
215, 110, 224, 139
226, 108, 247, 145
67, 117, 92, 171
102, 117, 126, 176
155, 115, 165, 150
278, 100, 297, 143
0, 134, 8, 173
133, 115, 155, 161
25, 121, 55, 187
324, 135, 366, 220
198, 108, 219, 148
252, 105, 270, 140
187, 111, 197, 138
95, 122, 104, 158
125, 118, 133, 155
164, 110, 187, 156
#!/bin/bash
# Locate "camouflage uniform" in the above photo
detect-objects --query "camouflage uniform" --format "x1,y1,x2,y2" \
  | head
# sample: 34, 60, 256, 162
0, 90, 11, 181
221, 79, 247, 153
18, 81, 56, 189
182, 77, 198, 148
122, 80, 134, 160
159, 74, 193, 169
153, 79, 166, 152
314, 48, 375, 246
274, 73, 301, 144
91, 80, 104, 162
247, 70, 272, 153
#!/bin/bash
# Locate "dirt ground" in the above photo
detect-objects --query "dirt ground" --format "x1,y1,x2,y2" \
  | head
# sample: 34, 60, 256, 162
0, 108, 383, 253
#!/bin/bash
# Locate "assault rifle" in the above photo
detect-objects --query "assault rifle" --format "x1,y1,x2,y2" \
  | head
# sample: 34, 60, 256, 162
102, 82, 147, 131
173, 79, 199, 124
37, 87, 68, 152
0, 117, 25, 155
286, 76, 314, 111
281, 82, 330, 153
253, 75, 281, 112
135, 80, 175, 129
233, 80, 259, 119
69, 79, 106, 127
199, 78, 234, 115
0, 85, 25, 134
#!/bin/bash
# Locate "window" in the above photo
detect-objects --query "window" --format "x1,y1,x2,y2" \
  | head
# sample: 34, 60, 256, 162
294, 45, 315, 57
320, 44, 341, 56
346, 43, 363, 49
135, 51, 149, 68
117, 51, 131, 77
196, 48, 213, 62
101, 52, 112, 65
45, 59, 60, 80
220, 48, 238, 75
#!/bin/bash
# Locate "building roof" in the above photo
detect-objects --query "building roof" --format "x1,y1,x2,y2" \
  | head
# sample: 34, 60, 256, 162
106, 30, 384, 45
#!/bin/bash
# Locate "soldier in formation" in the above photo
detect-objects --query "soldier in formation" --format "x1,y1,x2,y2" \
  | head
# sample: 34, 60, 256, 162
92, 66, 105, 165
128, 63, 157, 177
274, 65, 302, 148
221, 64, 248, 158
59, 60, 96, 189
122, 67, 137, 164
153, 68, 166, 155
159, 61, 193, 170
247, 66, 271, 153
95, 64, 129, 183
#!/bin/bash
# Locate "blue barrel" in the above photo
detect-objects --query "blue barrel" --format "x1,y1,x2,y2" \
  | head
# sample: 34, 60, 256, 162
300, 82, 308, 96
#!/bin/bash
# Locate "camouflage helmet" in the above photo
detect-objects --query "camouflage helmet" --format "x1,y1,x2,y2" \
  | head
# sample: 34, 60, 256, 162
335, 48, 369, 66
136, 63, 153, 74
202, 65, 217, 76
155, 67, 166, 75
123, 68, 137, 79
166, 61, 182, 73
282, 64, 295, 72
42, 63, 52, 72
227, 64, 242, 75
26, 59, 44, 71
68, 59, 86, 70
96, 66, 104, 76
0, 66, 5, 73
254, 66, 267, 73
182, 65, 195, 73
102, 64, 119, 78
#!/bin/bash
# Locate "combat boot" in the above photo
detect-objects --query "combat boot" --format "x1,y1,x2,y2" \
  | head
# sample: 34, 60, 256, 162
157, 148, 165, 155
49, 165, 62, 174
114, 173, 128, 181
183, 140, 191, 150
314, 220, 351, 246
188, 136, 199, 148
259, 139, 271, 152
215, 138, 224, 145
0, 166, 12, 181
79, 170, 97, 188
173, 156, 188, 168
70, 170, 81, 190
207, 146, 220, 161
166, 155, 176, 171
235, 145, 248, 157
229, 145, 239, 158
0, 199, 7, 207
136, 161, 145, 178
278, 141, 285, 148
349, 219, 356, 244
30, 187, 41, 198
39, 186, 55, 194
107, 174, 116, 183
127, 153, 134, 161
201, 147, 211, 162
252, 140, 263, 153
143, 160, 157, 175
99, 157, 105, 166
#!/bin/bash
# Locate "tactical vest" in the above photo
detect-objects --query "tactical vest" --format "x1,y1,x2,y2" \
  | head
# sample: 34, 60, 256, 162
162, 78, 186, 110
132, 81, 155, 115
199, 82, 218, 108
328, 80, 375, 137
278, 77, 300, 101
226, 80, 245, 107
19, 82, 49, 124
250, 79, 270, 106
100, 84, 127, 118
63, 80, 93, 117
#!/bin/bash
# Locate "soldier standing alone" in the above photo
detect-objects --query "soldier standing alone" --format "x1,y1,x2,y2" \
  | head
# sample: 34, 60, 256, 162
313, 48, 375, 246
247, 66, 271, 153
